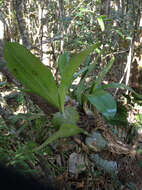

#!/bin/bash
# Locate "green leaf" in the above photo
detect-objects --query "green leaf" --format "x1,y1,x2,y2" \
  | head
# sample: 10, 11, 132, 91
92, 56, 114, 92
58, 52, 69, 77
34, 123, 85, 151
115, 29, 125, 39
52, 112, 64, 128
4, 42, 59, 108
76, 79, 85, 105
105, 103, 128, 126
0, 81, 6, 87
72, 55, 92, 104
59, 43, 100, 112
101, 82, 142, 99
135, 113, 142, 123
73, 66, 88, 80
76, 56, 99, 104
86, 89, 117, 119
53, 106, 80, 127
97, 16, 105, 32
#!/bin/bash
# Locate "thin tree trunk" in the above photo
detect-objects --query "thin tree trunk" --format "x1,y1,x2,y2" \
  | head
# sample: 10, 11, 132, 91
13, 0, 31, 49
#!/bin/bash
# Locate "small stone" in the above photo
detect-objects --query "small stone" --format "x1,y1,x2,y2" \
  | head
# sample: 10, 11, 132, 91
85, 131, 107, 152
90, 154, 117, 175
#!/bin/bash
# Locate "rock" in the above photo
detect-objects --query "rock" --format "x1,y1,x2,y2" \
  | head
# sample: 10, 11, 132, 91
85, 131, 107, 152
90, 154, 117, 175
68, 153, 86, 176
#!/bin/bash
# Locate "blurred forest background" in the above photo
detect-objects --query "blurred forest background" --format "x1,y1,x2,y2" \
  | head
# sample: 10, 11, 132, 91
0, 0, 142, 190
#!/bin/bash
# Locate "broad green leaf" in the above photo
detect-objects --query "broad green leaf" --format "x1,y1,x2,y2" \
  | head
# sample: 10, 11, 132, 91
4, 42, 59, 108
101, 82, 142, 99
58, 51, 69, 77
97, 16, 105, 32
53, 106, 80, 127
92, 56, 115, 92
34, 123, 85, 151
86, 89, 117, 119
59, 43, 100, 112
52, 112, 64, 128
